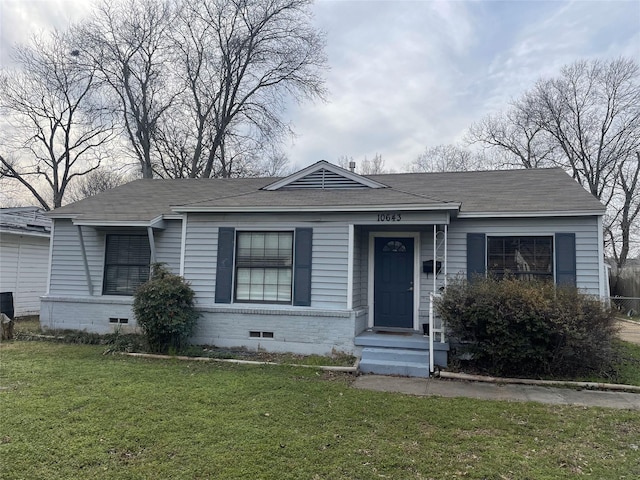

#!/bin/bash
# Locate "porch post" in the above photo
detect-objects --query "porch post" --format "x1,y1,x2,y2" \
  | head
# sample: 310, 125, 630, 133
444, 224, 448, 287
433, 224, 437, 294
347, 224, 354, 310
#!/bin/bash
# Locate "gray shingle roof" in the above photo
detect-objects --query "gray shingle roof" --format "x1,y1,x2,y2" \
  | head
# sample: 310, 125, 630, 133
48, 168, 605, 223
1, 207, 51, 235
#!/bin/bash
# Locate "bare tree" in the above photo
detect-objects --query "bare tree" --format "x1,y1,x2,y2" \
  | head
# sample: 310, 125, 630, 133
335, 153, 390, 174
470, 57, 640, 264
0, 31, 114, 210
159, 0, 326, 179
607, 151, 640, 279
67, 167, 133, 202
467, 101, 556, 169
359, 153, 389, 175
79, 0, 178, 178
529, 58, 640, 204
409, 144, 490, 173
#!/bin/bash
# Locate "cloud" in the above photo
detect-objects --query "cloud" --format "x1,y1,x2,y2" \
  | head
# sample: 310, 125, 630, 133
287, 0, 479, 169
0, 0, 94, 65
1, 0, 638, 173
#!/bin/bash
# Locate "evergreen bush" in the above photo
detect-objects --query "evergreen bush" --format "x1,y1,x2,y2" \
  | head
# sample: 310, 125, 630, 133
133, 264, 199, 353
436, 276, 617, 377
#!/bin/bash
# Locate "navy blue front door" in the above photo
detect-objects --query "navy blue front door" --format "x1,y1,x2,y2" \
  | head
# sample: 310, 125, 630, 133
374, 237, 414, 329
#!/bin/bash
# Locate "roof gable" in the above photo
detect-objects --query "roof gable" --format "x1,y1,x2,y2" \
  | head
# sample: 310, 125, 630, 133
262, 160, 387, 190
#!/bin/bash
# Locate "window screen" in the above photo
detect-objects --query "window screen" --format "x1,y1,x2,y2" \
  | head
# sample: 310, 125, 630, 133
103, 234, 151, 295
235, 232, 293, 303
487, 236, 553, 281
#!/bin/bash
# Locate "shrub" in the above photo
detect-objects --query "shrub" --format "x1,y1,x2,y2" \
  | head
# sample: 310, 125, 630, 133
436, 276, 617, 378
133, 264, 199, 353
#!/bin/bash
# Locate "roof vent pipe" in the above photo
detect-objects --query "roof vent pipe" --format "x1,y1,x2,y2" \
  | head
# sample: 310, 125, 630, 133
348, 161, 356, 172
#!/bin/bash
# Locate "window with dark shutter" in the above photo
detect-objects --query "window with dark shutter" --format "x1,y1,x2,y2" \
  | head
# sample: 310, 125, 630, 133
234, 231, 293, 303
103, 234, 150, 295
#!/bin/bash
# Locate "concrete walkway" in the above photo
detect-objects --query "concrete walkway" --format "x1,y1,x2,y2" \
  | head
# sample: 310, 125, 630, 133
354, 375, 640, 410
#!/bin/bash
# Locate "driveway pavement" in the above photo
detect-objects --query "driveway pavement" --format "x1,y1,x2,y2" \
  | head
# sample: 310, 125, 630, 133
618, 319, 640, 345
354, 375, 640, 410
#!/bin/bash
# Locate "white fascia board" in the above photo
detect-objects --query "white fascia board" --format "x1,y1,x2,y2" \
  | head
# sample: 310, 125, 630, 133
262, 160, 388, 190
457, 210, 605, 218
71, 215, 166, 229
171, 203, 461, 214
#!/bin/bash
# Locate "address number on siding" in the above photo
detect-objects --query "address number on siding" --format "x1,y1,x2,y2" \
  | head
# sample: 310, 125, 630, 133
377, 212, 402, 222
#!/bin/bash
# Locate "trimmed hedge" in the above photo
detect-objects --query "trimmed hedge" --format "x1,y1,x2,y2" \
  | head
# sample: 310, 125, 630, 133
436, 276, 617, 377
133, 264, 199, 353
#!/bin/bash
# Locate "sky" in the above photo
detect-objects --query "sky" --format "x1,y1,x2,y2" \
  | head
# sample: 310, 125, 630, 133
1, 0, 639, 172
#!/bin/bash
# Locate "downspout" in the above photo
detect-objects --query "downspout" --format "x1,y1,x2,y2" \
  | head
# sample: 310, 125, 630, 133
76, 225, 93, 295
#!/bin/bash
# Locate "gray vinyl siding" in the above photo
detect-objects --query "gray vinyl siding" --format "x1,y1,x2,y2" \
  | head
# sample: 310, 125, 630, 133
48, 218, 183, 297
447, 217, 601, 295
183, 215, 218, 305
311, 225, 349, 308
49, 219, 102, 295
182, 217, 350, 309
153, 221, 182, 273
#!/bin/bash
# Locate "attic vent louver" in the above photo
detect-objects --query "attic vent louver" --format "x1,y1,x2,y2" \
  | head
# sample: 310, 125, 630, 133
261, 160, 387, 191
284, 168, 369, 189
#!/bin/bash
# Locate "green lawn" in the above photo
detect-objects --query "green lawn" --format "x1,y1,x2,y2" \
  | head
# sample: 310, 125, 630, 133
1, 342, 639, 479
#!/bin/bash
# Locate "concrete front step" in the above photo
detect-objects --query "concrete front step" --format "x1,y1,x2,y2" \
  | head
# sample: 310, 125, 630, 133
355, 331, 431, 350
355, 331, 450, 376
361, 346, 429, 364
359, 359, 430, 378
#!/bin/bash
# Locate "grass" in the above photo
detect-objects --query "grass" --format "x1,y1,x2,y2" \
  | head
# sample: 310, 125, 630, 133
613, 341, 640, 386
11, 318, 356, 367
1, 342, 640, 479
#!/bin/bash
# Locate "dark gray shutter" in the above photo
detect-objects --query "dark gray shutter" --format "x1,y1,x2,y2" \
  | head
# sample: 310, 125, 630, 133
555, 233, 576, 287
293, 228, 313, 306
467, 233, 486, 281
215, 227, 235, 303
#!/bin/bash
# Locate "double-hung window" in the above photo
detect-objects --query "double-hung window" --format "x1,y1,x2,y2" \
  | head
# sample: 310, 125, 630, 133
103, 234, 151, 295
234, 231, 293, 303
487, 236, 553, 281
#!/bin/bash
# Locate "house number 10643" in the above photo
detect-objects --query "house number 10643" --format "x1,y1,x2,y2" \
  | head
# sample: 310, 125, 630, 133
377, 212, 402, 222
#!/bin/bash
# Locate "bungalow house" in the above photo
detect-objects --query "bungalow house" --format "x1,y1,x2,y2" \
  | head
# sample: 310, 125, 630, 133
41, 161, 606, 377
1, 207, 52, 317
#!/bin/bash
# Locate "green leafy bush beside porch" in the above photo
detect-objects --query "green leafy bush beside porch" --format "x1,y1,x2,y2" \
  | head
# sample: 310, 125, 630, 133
436, 276, 617, 378
133, 264, 199, 353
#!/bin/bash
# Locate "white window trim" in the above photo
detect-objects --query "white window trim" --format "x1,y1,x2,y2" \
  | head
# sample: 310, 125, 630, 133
232, 229, 295, 305
485, 234, 555, 281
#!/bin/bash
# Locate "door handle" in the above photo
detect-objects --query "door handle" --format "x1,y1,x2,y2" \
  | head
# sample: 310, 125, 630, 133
407, 287, 413, 291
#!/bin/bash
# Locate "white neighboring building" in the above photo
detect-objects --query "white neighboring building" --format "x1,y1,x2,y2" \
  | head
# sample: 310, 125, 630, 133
0, 207, 51, 317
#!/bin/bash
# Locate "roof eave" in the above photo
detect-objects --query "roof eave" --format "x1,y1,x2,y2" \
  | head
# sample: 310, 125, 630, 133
172, 203, 461, 214
71, 215, 166, 229
457, 209, 605, 218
